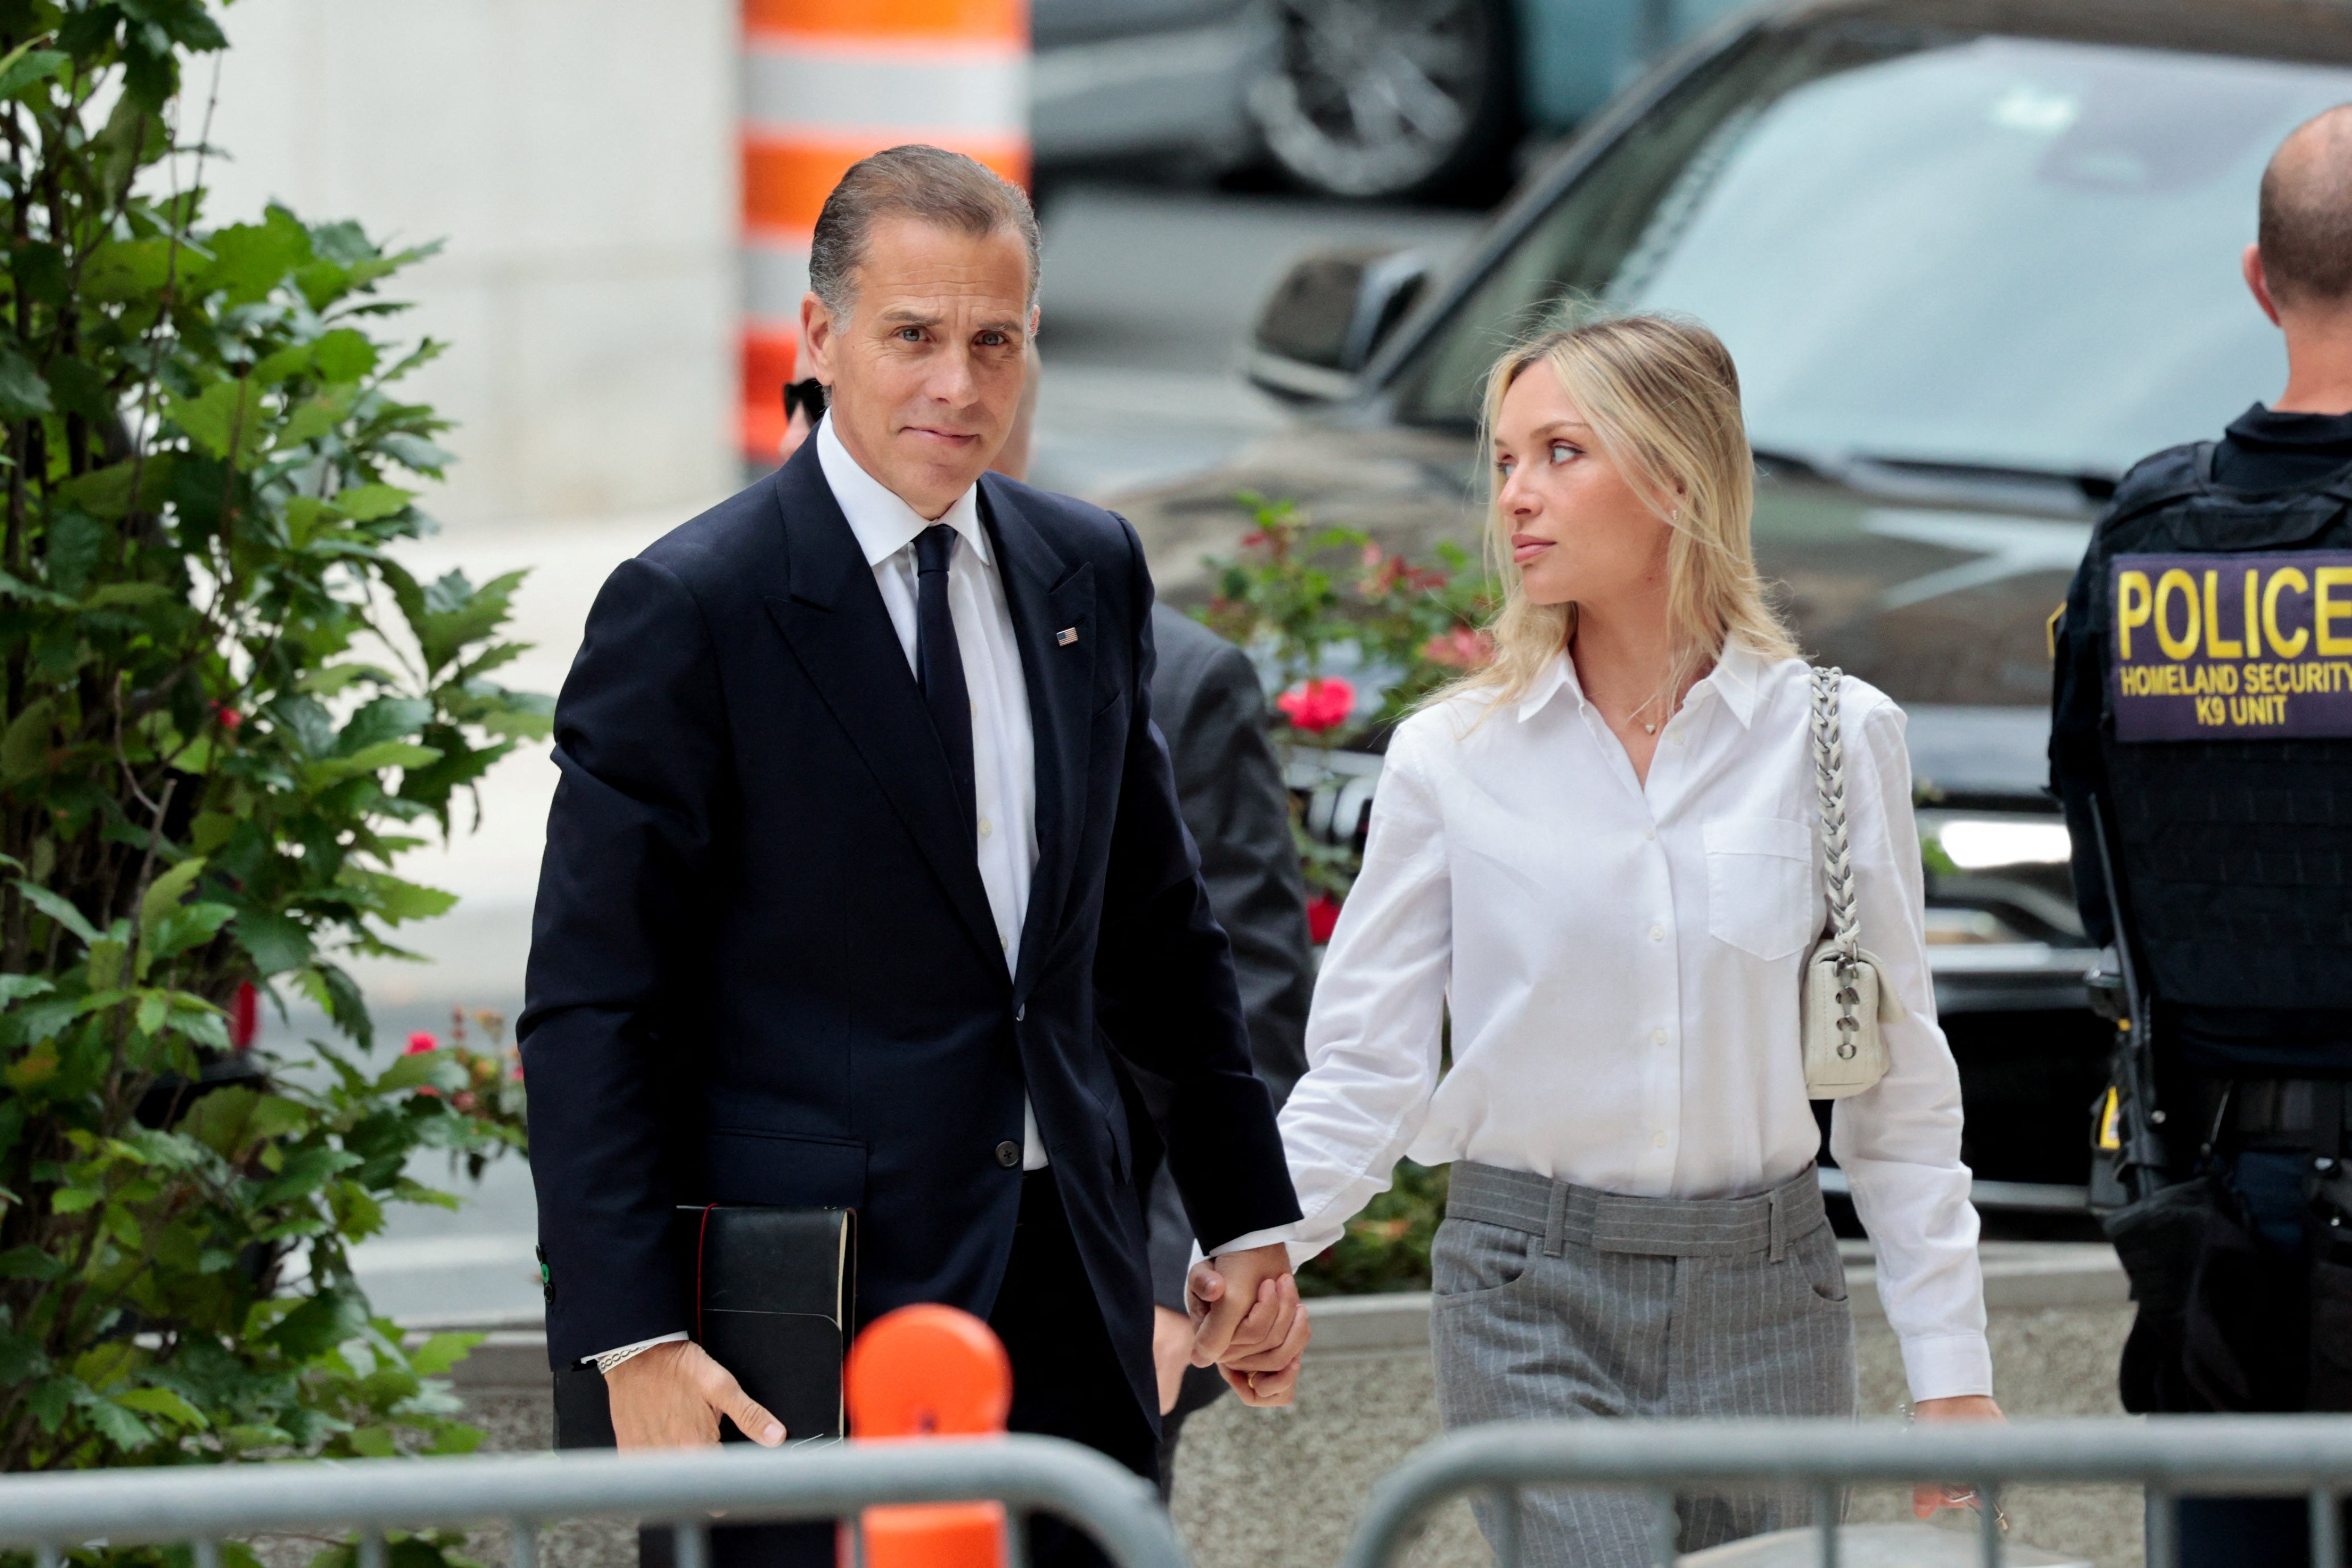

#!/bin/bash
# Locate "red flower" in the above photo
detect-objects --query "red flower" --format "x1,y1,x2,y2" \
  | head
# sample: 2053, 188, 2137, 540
228, 981, 259, 1052
1306, 894, 1341, 945
1277, 676, 1355, 734
212, 702, 242, 731
1421, 627, 1494, 669
405, 1031, 443, 1094
453, 1090, 478, 1113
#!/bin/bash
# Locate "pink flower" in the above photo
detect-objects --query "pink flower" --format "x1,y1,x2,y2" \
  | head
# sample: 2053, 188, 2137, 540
1421, 627, 1494, 669
1277, 677, 1355, 734
406, 1034, 443, 1094
1306, 894, 1341, 945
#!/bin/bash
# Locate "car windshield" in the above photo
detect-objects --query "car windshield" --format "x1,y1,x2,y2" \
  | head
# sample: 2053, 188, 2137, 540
1393, 23, 2352, 480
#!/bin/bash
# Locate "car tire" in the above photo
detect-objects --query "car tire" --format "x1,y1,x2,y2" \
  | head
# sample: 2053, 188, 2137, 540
1247, 0, 1518, 203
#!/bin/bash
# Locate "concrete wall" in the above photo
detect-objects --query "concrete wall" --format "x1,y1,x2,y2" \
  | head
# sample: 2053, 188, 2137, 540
199, 0, 738, 525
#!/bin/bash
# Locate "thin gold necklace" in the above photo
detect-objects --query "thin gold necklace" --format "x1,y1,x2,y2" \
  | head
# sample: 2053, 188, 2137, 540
1599, 693, 1664, 735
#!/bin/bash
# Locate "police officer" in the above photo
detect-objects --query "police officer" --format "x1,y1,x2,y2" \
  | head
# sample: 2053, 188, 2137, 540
2051, 104, 2352, 1567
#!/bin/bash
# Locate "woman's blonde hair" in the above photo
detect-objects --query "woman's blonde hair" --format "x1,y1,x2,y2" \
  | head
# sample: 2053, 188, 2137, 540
1438, 312, 1796, 715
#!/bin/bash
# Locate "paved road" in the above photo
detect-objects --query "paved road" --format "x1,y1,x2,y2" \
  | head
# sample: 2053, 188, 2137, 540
327, 183, 1487, 1327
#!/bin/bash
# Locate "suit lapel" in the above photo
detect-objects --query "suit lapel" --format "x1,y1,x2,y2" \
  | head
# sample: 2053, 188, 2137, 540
980, 476, 1095, 993
762, 448, 1007, 979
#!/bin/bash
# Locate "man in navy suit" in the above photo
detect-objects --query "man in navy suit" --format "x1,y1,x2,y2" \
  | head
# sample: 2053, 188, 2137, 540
519, 145, 1309, 1534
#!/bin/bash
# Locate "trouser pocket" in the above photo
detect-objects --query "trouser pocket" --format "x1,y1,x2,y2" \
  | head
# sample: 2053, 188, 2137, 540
2185, 1186, 2306, 1412
1792, 1221, 1849, 1304
1431, 1216, 1537, 1305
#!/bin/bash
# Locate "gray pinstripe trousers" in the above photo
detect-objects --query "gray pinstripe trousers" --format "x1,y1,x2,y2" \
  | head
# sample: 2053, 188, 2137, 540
1430, 1161, 1857, 1566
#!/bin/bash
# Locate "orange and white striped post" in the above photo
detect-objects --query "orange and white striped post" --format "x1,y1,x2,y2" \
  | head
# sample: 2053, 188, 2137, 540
740, 0, 1031, 464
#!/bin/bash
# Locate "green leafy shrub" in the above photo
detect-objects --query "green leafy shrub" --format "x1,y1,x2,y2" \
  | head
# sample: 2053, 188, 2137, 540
1198, 497, 1494, 1292
1296, 1160, 1448, 1298
1198, 492, 1494, 906
402, 1008, 527, 1184
1199, 492, 1495, 743
0, 0, 544, 1487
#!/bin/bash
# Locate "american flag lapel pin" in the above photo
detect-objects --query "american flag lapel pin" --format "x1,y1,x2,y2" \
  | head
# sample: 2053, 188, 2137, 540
1055, 627, 1080, 647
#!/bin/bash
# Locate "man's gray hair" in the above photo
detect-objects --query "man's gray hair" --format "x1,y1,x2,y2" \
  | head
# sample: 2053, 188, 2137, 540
808, 145, 1041, 320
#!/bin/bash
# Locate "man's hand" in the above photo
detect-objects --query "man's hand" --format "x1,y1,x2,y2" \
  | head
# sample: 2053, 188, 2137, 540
1152, 1306, 1194, 1415
605, 1340, 786, 1449
1910, 1394, 2006, 1518
1187, 1244, 1310, 1408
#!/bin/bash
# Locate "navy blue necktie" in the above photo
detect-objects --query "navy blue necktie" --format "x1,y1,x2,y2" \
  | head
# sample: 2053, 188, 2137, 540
914, 524, 976, 839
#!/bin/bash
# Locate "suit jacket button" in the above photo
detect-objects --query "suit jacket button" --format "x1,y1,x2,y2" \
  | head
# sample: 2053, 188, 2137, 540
994, 1140, 1022, 1168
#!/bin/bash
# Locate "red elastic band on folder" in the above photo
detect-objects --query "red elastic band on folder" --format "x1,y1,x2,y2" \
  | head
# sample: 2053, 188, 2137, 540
695, 1203, 718, 1343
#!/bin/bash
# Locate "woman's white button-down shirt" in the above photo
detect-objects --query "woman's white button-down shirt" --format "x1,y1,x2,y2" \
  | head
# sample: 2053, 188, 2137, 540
1272, 643, 1992, 1401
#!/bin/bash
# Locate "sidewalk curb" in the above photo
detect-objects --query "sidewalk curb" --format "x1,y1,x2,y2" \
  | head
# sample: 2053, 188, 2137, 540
437, 1330, 561, 1391
1966, 1249, 2131, 1316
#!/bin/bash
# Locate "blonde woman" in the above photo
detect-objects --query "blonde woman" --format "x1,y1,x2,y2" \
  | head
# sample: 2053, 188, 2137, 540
1244, 316, 2000, 1561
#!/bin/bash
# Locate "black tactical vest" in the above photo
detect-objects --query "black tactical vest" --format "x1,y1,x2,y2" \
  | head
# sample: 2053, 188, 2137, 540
2086, 443, 2352, 1019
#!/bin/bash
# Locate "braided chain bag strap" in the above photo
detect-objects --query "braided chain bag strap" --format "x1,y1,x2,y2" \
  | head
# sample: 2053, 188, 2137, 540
1800, 665, 1897, 1098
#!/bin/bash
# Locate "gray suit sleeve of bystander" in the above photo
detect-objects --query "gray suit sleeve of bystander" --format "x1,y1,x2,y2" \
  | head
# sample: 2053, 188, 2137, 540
1141, 604, 1315, 1311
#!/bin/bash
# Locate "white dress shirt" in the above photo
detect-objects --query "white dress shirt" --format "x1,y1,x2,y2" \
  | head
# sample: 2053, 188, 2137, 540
1241, 642, 1991, 1402
590, 417, 1045, 1372
815, 414, 1043, 1121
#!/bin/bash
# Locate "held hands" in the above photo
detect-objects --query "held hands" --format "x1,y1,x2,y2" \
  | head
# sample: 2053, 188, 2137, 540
1186, 1243, 1311, 1407
605, 1340, 786, 1450
1909, 1394, 2007, 1519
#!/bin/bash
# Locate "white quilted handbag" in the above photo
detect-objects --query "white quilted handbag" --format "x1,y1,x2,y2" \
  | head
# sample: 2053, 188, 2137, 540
1800, 666, 1903, 1099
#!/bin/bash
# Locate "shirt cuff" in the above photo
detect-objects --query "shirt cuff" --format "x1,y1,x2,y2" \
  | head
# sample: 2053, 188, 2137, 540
1899, 1332, 1994, 1404
1204, 1223, 1304, 1260
589, 1331, 688, 1375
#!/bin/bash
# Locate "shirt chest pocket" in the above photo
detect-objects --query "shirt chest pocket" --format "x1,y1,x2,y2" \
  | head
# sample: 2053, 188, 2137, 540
1703, 816, 1818, 961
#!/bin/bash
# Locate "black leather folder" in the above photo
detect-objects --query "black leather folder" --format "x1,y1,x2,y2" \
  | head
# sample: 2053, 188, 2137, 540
553, 1204, 857, 1450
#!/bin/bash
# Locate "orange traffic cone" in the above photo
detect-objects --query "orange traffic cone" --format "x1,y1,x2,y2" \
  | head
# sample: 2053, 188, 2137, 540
840, 1304, 1015, 1568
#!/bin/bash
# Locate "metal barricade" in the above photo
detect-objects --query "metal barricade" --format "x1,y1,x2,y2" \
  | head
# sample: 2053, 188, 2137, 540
0, 1434, 1187, 1568
1341, 1416, 2352, 1568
